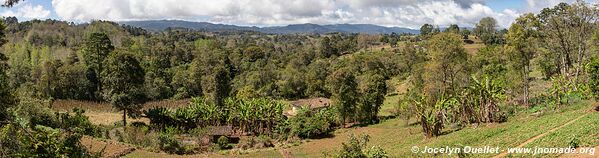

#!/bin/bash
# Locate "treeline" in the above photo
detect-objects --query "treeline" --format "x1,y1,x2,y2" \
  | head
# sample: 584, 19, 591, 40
0, 18, 409, 103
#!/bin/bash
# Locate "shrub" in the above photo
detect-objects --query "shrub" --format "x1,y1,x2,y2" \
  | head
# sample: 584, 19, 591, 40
217, 136, 230, 150
57, 108, 105, 137
119, 126, 158, 148
284, 107, 335, 139
236, 135, 274, 150
158, 131, 183, 154
323, 134, 388, 158
568, 135, 580, 148
365, 146, 388, 158
0, 122, 98, 157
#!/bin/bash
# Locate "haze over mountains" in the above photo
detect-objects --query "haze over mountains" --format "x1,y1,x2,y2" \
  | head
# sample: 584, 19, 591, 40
119, 20, 420, 34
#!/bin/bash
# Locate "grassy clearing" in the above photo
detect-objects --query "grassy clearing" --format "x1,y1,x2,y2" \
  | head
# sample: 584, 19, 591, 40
380, 94, 399, 116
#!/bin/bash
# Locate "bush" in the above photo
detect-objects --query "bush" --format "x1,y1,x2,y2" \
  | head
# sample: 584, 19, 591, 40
323, 134, 388, 158
156, 127, 198, 154
236, 135, 274, 150
158, 131, 184, 154
0, 122, 98, 157
365, 146, 389, 158
568, 135, 580, 148
281, 107, 336, 139
57, 108, 105, 137
119, 126, 158, 148
217, 136, 230, 150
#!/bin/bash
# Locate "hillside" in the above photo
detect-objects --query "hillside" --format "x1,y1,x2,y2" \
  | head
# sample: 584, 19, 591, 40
119, 20, 420, 34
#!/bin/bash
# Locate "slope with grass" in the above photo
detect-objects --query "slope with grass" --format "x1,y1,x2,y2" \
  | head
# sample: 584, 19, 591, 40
221, 101, 595, 158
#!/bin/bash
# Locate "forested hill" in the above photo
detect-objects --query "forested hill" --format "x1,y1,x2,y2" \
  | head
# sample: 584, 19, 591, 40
119, 20, 420, 34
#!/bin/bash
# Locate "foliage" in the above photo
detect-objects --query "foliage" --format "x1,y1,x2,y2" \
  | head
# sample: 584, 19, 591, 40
419, 24, 434, 37
236, 135, 274, 150
82, 32, 114, 100
145, 97, 285, 135
0, 120, 97, 157
217, 136, 230, 149
474, 17, 503, 45
328, 68, 359, 123
358, 73, 387, 124
505, 13, 541, 106
460, 75, 506, 123
158, 129, 186, 154
324, 134, 388, 158
101, 51, 146, 125
283, 106, 336, 139
586, 58, 599, 101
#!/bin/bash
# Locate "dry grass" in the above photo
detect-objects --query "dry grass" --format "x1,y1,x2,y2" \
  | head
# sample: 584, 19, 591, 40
52, 99, 191, 125
81, 136, 136, 157
85, 112, 150, 126
53, 100, 114, 112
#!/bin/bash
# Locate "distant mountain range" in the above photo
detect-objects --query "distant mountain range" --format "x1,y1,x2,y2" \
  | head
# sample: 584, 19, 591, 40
119, 20, 419, 34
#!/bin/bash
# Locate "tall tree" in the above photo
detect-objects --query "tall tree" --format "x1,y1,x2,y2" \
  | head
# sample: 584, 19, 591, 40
506, 13, 541, 106
101, 51, 146, 126
474, 17, 499, 45
423, 32, 469, 98
327, 68, 359, 123
445, 24, 460, 34
570, 1, 598, 85
420, 24, 434, 36
0, 20, 14, 121
358, 73, 387, 123
539, 1, 598, 87
82, 32, 114, 100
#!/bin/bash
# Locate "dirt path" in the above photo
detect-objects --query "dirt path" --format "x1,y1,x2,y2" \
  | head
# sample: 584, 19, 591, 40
493, 113, 591, 158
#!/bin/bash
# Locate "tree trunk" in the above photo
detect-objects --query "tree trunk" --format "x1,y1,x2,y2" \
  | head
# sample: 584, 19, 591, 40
524, 64, 530, 107
123, 109, 127, 127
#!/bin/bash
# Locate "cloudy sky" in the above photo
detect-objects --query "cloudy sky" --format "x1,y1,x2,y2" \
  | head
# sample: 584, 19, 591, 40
0, 0, 596, 28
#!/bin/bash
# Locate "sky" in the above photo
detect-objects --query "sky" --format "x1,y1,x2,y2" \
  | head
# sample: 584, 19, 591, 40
0, 0, 596, 29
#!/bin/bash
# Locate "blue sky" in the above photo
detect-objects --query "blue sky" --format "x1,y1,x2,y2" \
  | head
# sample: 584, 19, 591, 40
0, 0, 593, 28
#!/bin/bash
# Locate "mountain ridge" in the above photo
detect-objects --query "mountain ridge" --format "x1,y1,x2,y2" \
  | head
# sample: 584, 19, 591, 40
119, 20, 419, 34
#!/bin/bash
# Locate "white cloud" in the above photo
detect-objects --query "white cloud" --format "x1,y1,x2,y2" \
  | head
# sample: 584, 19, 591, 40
49, 0, 590, 28
524, 0, 599, 13
1, 4, 51, 19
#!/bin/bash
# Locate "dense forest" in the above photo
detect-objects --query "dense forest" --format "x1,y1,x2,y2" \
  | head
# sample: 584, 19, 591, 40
0, 0, 598, 157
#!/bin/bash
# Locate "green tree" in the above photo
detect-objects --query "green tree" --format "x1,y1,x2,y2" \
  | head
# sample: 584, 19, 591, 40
474, 17, 500, 45
414, 33, 468, 137
358, 73, 387, 123
101, 51, 146, 126
420, 24, 434, 36
445, 24, 460, 34
538, 1, 598, 87
327, 68, 359, 123
57, 63, 93, 100
423, 32, 469, 98
82, 32, 114, 100
0, 20, 14, 121
320, 37, 336, 58
505, 13, 541, 106
305, 60, 331, 97
586, 58, 599, 101
460, 29, 471, 40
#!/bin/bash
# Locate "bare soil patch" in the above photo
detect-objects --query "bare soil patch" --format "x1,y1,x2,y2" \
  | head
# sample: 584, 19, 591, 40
81, 136, 136, 158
